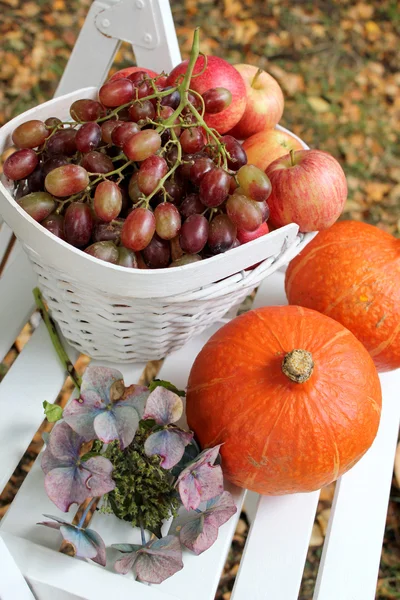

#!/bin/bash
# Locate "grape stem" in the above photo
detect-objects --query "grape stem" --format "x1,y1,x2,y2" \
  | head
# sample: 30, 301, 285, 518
144, 130, 182, 206
33, 287, 82, 390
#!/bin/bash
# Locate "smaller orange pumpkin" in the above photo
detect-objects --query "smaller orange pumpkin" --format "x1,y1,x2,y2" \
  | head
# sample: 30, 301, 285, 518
285, 220, 400, 372
186, 305, 381, 495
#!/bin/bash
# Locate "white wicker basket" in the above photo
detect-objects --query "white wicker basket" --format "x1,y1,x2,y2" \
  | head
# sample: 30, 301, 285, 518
0, 87, 315, 362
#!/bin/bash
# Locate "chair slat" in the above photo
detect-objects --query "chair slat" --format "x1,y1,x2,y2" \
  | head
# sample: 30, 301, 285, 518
0, 321, 78, 494
314, 368, 400, 600
232, 492, 320, 600
0, 537, 35, 600
0, 243, 37, 362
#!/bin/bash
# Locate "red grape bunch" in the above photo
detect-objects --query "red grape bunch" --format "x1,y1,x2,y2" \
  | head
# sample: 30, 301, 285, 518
2, 30, 271, 269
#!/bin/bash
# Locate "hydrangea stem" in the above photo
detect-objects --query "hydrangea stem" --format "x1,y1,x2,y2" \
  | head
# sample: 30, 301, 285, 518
33, 287, 82, 390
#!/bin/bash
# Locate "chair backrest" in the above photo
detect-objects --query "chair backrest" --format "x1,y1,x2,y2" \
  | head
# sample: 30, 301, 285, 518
55, 0, 182, 98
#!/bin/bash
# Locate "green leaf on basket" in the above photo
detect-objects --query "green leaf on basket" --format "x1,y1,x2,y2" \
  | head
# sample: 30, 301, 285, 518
148, 379, 185, 397
43, 400, 63, 423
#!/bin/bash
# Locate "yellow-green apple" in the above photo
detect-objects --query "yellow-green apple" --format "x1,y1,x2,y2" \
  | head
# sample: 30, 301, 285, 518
266, 150, 348, 232
167, 56, 246, 134
242, 128, 303, 171
228, 65, 284, 139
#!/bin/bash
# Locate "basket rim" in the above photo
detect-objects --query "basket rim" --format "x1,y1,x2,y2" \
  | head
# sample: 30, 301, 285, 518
0, 86, 314, 298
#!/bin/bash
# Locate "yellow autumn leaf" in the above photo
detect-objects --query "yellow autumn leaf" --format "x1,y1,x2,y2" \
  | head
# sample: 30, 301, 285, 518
307, 96, 331, 113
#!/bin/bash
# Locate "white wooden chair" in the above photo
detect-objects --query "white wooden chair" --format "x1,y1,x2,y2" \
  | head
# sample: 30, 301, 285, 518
0, 2, 399, 598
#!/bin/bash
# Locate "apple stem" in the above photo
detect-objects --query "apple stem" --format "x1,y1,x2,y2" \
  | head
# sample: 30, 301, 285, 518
251, 68, 263, 88
290, 149, 296, 167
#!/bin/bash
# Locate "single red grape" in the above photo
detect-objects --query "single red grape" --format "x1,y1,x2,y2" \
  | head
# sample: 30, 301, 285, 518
27, 167, 45, 192
42, 155, 69, 177
99, 78, 135, 107
111, 122, 140, 147
155, 202, 181, 240
70, 99, 105, 122
93, 219, 124, 243
189, 156, 214, 185
45, 117, 63, 130
169, 254, 202, 267
160, 87, 180, 109
199, 168, 231, 207
237, 164, 272, 202
123, 130, 162, 162
64, 202, 93, 247
138, 155, 168, 195
226, 193, 263, 231
45, 164, 89, 197
207, 214, 237, 254
12, 120, 49, 149
18, 192, 56, 222
179, 214, 209, 254
220, 135, 247, 171
121, 207, 156, 251
142, 233, 171, 268
128, 172, 142, 203
129, 100, 156, 123
46, 129, 77, 156
84, 241, 119, 264
76, 122, 101, 153
117, 246, 138, 268
81, 151, 113, 174
202, 87, 232, 114
3, 149, 38, 180
94, 181, 122, 222
179, 193, 204, 220
179, 127, 205, 154
164, 179, 184, 204
42, 212, 65, 240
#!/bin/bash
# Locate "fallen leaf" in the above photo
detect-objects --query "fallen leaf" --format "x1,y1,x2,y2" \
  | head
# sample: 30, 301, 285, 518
307, 96, 331, 113
394, 442, 400, 488
309, 523, 323, 547
317, 508, 331, 536
365, 182, 391, 203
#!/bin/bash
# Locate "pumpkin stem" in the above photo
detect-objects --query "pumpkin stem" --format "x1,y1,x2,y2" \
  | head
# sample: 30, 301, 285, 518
282, 349, 314, 383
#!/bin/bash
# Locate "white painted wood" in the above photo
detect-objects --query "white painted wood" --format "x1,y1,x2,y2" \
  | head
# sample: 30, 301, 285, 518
0, 243, 36, 363
232, 492, 320, 600
0, 537, 35, 600
0, 532, 180, 600
0, 322, 78, 494
314, 368, 400, 600
54, 2, 121, 97
130, 0, 181, 72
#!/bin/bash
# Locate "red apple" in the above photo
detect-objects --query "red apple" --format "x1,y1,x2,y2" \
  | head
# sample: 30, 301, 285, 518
237, 221, 269, 244
266, 150, 348, 232
167, 56, 246, 134
109, 66, 158, 81
242, 128, 303, 172
228, 65, 284, 139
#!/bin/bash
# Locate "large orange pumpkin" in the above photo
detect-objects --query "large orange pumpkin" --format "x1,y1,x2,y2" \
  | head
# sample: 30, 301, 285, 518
285, 221, 400, 372
186, 306, 381, 495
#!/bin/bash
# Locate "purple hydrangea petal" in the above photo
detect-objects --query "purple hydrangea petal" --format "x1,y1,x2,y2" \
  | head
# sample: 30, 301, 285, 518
81, 367, 124, 406
144, 429, 193, 470
179, 515, 218, 555
47, 421, 82, 463
41, 514, 70, 525
37, 521, 63, 530
143, 387, 183, 425
83, 456, 115, 496
63, 395, 102, 441
176, 445, 224, 511
112, 544, 142, 553
114, 551, 138, 575
60, 525, 106, 566
134, 536, 183, 584
93, 405, 139, 449
44, 466, 90, 512
205, 491, 237, 528
122, 385, 150, 419
41, 445, 69, 475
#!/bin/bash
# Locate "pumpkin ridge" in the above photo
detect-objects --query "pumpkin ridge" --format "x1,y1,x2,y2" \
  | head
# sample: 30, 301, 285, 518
252, 309, 286, 352
370, 317, 400, 359
260, 390, 295, 459
312, 329, 349, 356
